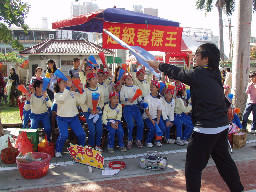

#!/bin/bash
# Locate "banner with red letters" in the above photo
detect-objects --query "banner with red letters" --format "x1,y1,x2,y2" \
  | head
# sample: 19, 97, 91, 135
103, 22, 183, 52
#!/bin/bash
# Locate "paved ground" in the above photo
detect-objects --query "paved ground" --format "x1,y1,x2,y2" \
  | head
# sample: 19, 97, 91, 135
1, 116, 256, 192
1, 128, 256, 192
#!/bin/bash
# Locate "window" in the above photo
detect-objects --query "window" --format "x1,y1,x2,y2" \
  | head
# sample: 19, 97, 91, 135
61, 60, 73, 65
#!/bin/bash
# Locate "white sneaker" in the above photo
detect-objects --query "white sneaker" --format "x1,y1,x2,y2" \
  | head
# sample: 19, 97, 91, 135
183, 140, 189, 145
55, 151, 62, 158
250, 130, 256, 134
175, 139, 185, 146
156, 142, 162, 147
146, 142, 153, 148
167, 139, 176, 144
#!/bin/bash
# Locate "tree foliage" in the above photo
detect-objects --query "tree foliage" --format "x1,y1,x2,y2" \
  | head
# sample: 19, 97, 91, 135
196, 0, 235, 15
0, 51, 25, 63
251, 45, 256, 59
0, 0, 30, 51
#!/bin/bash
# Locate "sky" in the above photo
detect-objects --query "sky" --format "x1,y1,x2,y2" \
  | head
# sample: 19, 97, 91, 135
22, 0, 256, 56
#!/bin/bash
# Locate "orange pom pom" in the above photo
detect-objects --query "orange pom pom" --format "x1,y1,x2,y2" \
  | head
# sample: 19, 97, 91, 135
234, 108, 240, 114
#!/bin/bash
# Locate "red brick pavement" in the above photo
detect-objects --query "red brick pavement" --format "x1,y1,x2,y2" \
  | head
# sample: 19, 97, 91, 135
18, 159, 256, 192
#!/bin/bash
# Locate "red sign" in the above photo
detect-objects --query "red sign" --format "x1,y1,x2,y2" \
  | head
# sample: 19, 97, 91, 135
103, 22, 183, 52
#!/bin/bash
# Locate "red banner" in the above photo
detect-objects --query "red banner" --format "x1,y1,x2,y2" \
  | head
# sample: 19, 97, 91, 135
103, 22, 183, 52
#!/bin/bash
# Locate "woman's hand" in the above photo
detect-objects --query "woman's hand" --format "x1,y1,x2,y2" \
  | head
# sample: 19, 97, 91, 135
147, 61, 160, 73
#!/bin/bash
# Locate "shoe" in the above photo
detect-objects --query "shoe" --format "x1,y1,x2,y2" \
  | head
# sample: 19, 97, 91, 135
107, 147, 114, 154
120, 147, 127, 152
95, 146, 103, 151
55, 151, 62, 158
183, 140, 189, 145
166, 139, 176, 144
135, 140, 143, 148
127, 141, 133, 150
156, 142, 162, 147
175, 139, 185, 146
146, 142, 153, 148
250, 130, 256, 134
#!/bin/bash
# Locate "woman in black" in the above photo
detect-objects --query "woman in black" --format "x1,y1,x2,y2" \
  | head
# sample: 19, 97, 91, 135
9, 67, 19, 107
148, 43, 244, 192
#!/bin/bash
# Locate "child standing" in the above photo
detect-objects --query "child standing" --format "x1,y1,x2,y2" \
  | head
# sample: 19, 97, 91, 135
161, 87, 175, 144
54, 78, 86, 157
102, 92, 126, 153
120, 74, 144, 149
24, 80, 52, 141
143, 80, 166, 147
132, 68, 153, 99
82, 73, 104, 150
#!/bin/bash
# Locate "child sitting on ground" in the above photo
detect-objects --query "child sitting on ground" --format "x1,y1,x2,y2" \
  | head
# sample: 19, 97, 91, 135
102, 92, 127, 153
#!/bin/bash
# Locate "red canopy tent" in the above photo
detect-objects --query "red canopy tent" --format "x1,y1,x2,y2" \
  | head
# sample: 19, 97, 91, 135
52, 8, 183, 57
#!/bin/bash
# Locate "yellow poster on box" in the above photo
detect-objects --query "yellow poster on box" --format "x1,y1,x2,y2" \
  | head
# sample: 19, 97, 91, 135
67, 144, 104, 169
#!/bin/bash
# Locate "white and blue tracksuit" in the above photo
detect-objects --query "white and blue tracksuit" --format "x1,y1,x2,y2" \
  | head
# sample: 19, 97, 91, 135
120, 85, 144, 141
80, 87, 104, 147
54, 87, 86, 152
161, 97, 175, 139
143, 94, 166, 143
24, 94, 52, 141
102, 103, 124, 148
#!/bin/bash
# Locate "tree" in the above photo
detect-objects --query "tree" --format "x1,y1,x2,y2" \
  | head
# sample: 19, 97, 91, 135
251, 45, 256, 59
232, 0, 254, 115
0, 0, 30, 51
0, 52, 25, 63
196, 0, 235, 61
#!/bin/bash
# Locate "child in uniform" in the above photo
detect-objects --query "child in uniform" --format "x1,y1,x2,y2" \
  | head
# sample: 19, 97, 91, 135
161, 87, 176, 144
143, 80, 166, 147
174, 90, 193, 145
102, 92, 127, 153
132, 68, 153, 99
120, 74, 144, 149
82, 73, 104, 150
24, 80, 52, 141
54, 78, 86, 157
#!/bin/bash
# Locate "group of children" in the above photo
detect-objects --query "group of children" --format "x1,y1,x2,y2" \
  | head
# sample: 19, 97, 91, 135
20, 59, 194, 157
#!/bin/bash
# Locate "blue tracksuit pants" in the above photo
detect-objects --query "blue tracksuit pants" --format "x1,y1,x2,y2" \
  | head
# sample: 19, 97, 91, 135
23, 109, 31, 128
173, 114, 183, 138
145, 117, 166, 143
56, 115, 86, 152
30, 112, 52, 141
173, 113, 193, 140
84, 112, 103, 147
106, 122, 124, 148
180, 113, 194, 140
164, 120, 173, 140
123, 105, 144, 141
